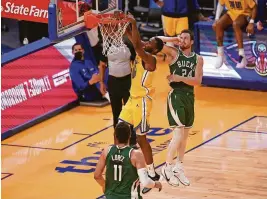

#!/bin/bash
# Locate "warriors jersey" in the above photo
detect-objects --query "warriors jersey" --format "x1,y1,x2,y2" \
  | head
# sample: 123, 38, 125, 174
130, 55, 155, 98
219, 0, 256, 21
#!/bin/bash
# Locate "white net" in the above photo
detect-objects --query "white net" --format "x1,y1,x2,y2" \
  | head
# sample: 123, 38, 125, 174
98, 14, 130, 56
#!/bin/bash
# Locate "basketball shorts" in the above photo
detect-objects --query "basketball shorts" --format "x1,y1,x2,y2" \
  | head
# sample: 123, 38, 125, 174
167, 89, 194, 128
119, 96, 152, 135
162, 16, 189, 36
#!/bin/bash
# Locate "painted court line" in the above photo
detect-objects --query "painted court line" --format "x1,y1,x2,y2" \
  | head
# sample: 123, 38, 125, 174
2, 125, 113, 151
1, 173, 14, 180
96, 116, 257, 199
61, 125, 113, 150
231, 129, 267, 134
73, 133, 92, 136
1, 144, 61, 151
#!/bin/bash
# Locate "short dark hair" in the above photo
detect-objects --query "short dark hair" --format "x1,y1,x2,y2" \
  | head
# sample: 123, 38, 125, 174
180, 29, 194, 41
115, 122, 131, 144
72, 43, 84, 51
154, 37, 164, 52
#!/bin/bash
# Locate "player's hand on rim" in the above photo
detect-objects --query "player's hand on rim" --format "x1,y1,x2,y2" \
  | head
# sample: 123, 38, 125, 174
127, 13, 136, 24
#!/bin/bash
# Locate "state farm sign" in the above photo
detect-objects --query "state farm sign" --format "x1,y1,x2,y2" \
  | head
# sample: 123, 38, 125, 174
1, 0, 49, 23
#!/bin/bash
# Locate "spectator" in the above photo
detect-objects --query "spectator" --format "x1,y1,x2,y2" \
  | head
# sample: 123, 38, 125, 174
69, 43, 103, 102
212, 0, 257, 69
154, 0, 210, 37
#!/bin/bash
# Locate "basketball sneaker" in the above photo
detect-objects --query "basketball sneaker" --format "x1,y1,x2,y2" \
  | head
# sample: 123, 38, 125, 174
236, 56, 247, 68
173, 162, 190, 186
142, 172, 160, 194
214, 55, 224, 69
161, 164, 179, 187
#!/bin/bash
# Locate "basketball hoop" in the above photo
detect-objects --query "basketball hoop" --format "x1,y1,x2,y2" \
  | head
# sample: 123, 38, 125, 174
84, 11, 130, 56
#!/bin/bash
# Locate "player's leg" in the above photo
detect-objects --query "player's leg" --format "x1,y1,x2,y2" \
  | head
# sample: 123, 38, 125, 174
122, 75, 136, 146
162, 90, 184, 186
108, 75, 123, 128
175, 17, 189, 35
215, 13, 233, 69
162, 16, 176, 37
232, 15, 249, 68
173, 93, 194, 186
118, 97, 133, 131
132, 97, 160, 194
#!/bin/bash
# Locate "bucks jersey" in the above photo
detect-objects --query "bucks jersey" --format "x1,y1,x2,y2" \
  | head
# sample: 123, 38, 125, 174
130, 55, 155, 98
105, 145, 142, 199
169, 48, 198, 93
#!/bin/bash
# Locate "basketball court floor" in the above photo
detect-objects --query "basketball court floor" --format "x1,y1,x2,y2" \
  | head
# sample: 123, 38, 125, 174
2, 63, 267, 199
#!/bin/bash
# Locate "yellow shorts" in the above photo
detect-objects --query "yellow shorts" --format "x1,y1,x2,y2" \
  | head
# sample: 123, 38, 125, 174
227, 11, 250, 22
119, 97, 152, 135
162, 16, 189, 36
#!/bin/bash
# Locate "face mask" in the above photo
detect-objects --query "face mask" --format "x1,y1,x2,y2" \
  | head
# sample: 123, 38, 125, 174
74, 51, 83, 60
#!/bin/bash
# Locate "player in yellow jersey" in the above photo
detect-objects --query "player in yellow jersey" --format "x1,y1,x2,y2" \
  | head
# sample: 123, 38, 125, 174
212, 0, 257, 69
118, 16, 164, 194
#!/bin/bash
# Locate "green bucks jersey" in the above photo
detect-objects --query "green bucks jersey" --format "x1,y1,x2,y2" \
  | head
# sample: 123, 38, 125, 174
105, 145, 142, 199
169, 48, 198, 93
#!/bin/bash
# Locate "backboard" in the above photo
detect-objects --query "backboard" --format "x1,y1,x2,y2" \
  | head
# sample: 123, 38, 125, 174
48, 0, 119, 40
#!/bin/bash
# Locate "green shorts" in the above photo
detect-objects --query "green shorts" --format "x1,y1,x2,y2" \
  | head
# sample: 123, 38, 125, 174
167, 89, 195, 128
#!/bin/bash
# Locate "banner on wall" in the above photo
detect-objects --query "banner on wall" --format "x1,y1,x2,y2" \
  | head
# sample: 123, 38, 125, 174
1, 0, 50, 23
1, 0, 80, 24
1, 41, 77, 133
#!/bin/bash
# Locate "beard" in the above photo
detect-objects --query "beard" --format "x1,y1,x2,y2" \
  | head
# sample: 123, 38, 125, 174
180, 44, 191, 50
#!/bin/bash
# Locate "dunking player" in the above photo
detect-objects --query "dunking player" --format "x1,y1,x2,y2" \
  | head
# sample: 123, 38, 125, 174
118, 16, 164, 194
213, 0, 257, 69
94, 122, 162, 199
156, 30, 203, 186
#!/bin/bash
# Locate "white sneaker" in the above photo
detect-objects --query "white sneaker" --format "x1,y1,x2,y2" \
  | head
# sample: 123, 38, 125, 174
161, 164, 179, 187
214, 55, 224, 69
236, 56, 247, 68
173, 163, 190, 186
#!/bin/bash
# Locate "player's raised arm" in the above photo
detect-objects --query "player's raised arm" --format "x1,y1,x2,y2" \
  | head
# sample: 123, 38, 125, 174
94, 147, 109, 193
127, 16, 157, 71
167, 55, 203, 86
157, 36, 181, 46
156, 42, 179, 65
131, 150, 162, 191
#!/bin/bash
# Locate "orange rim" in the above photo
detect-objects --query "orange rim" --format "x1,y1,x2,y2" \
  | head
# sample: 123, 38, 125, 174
97, 13, 130, 25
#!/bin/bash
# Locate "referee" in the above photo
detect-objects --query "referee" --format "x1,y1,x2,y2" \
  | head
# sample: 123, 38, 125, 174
98, 36, 137, 146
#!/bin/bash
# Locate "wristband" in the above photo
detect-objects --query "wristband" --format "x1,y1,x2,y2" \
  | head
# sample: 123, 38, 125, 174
249, 19, 254, 24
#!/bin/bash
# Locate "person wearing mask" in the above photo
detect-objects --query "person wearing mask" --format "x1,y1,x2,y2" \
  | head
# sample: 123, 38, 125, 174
98, 37, 137, 146
69, 43, 103, 102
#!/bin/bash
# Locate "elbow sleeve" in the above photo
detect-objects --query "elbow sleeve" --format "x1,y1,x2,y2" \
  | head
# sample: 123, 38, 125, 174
138, 168, 156, 188
215, 3, 224, 20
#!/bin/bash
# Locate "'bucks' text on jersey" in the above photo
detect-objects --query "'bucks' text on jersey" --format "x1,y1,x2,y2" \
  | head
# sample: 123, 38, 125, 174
169, 48, 198, 93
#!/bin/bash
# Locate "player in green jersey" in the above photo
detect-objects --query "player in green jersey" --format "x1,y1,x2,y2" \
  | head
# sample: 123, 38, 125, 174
94, 122, 162, 199
157, 30, 204, 187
